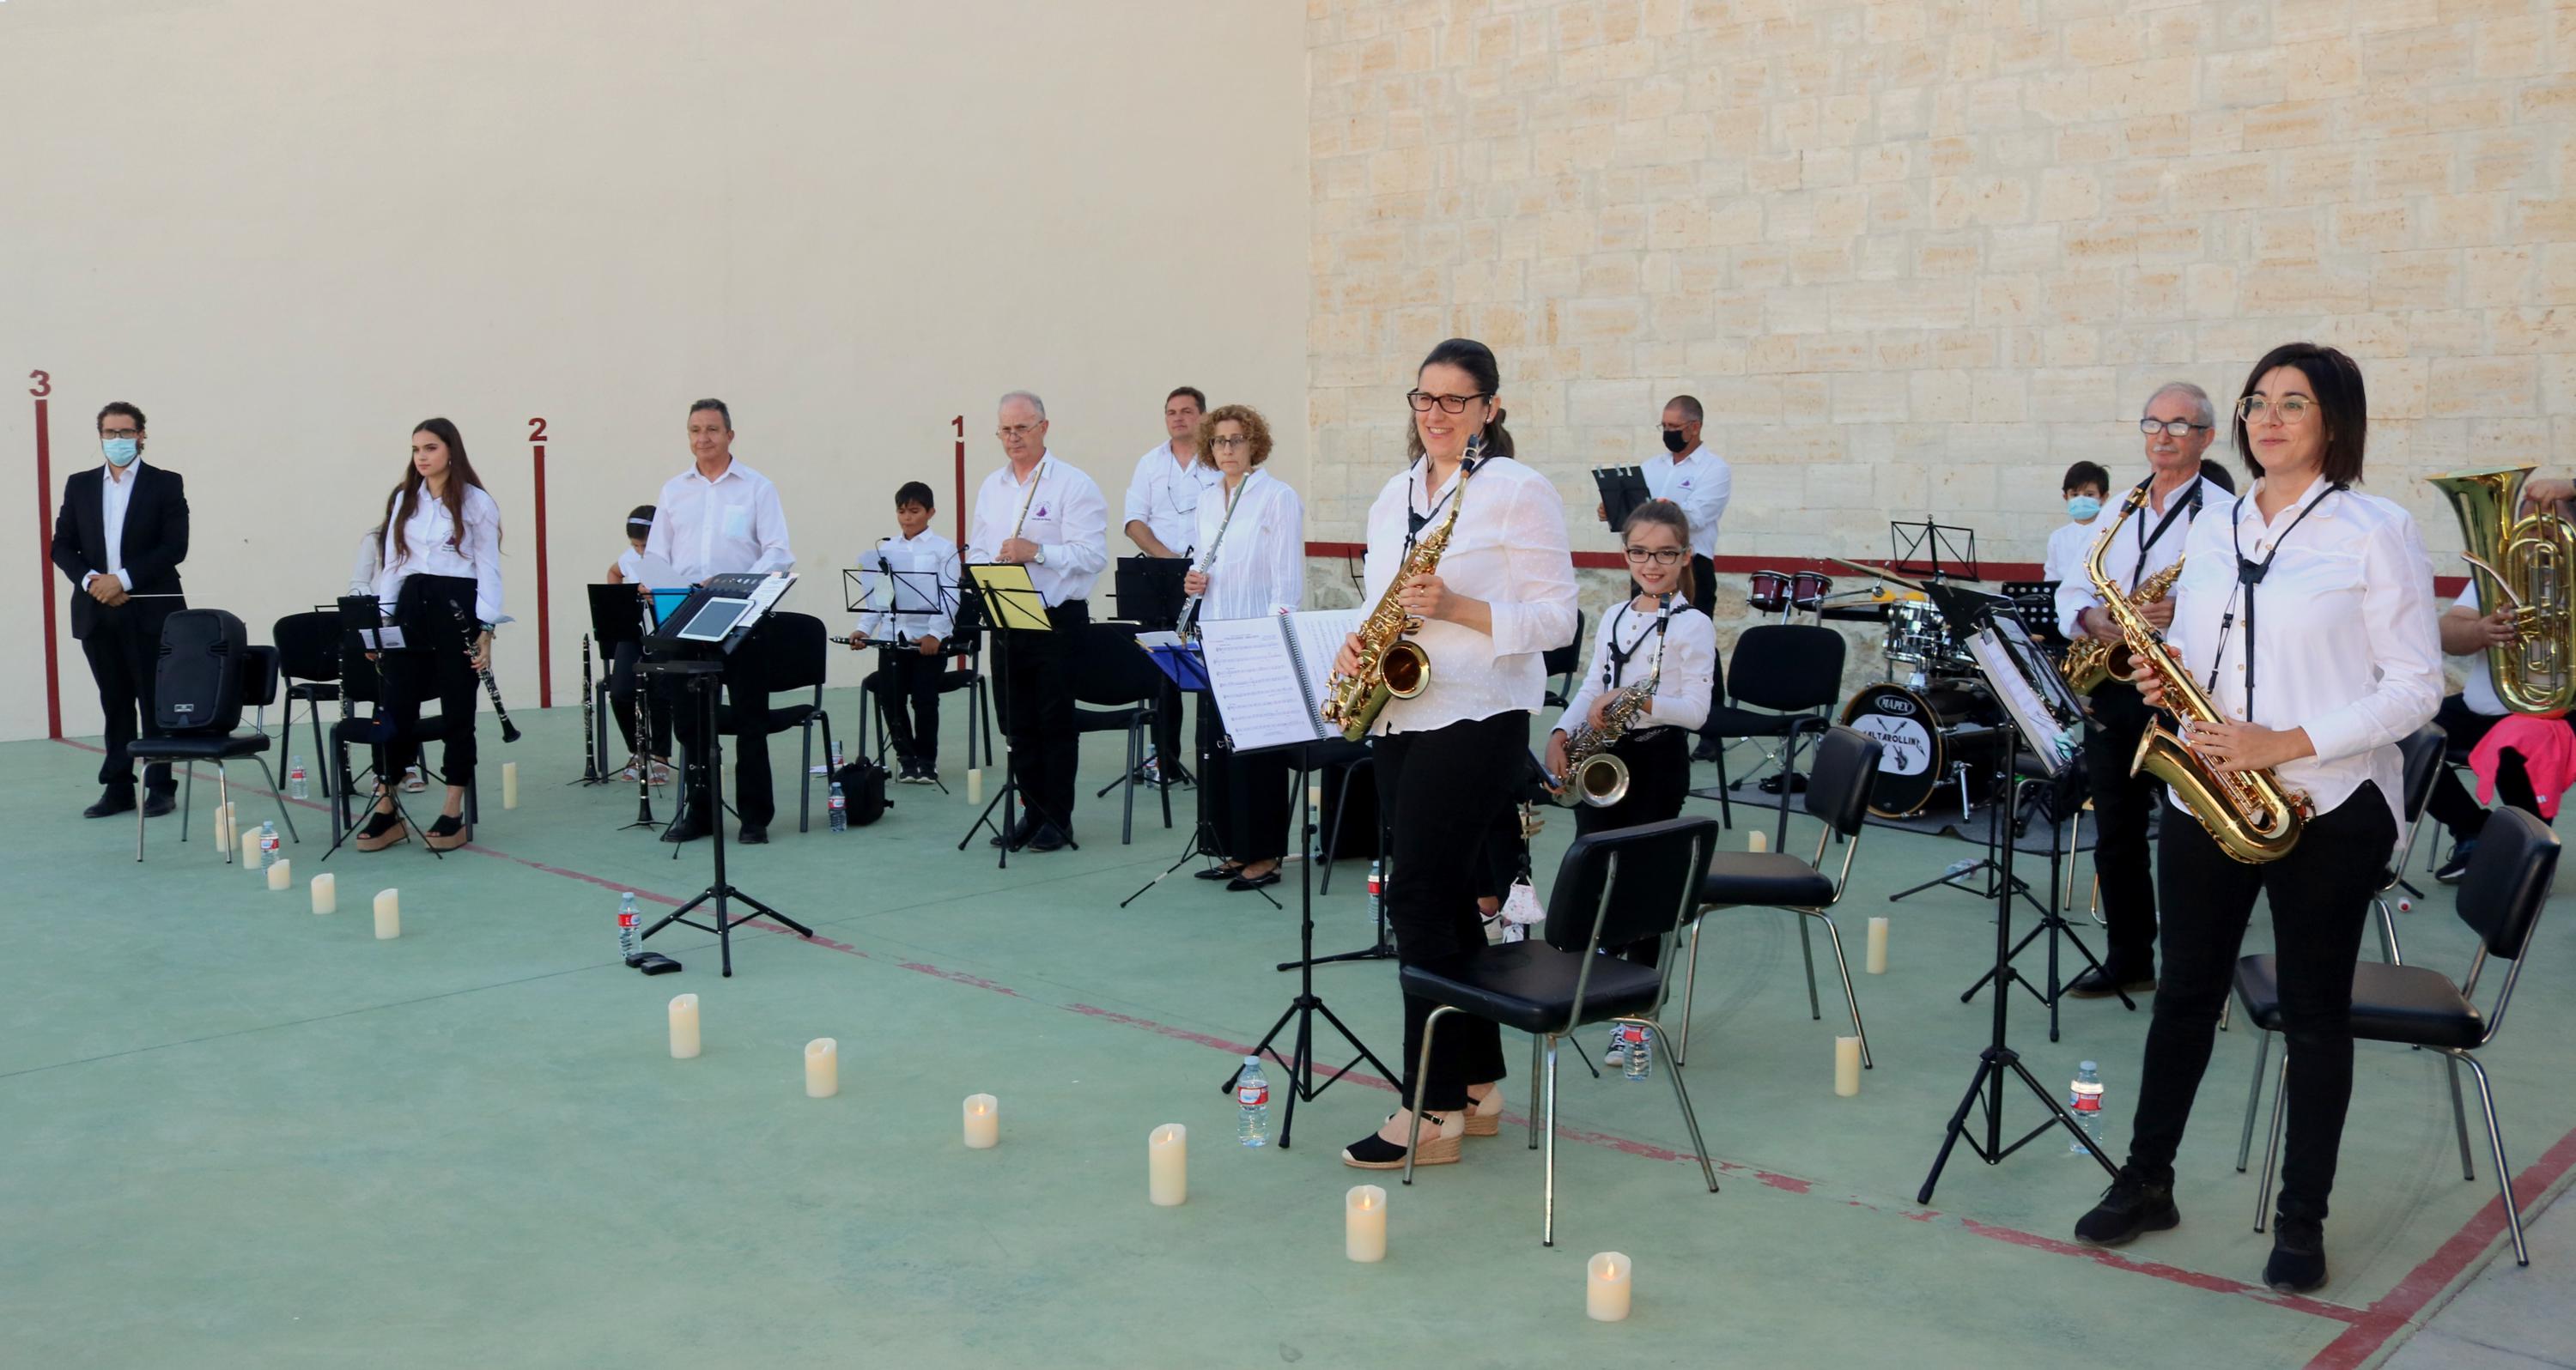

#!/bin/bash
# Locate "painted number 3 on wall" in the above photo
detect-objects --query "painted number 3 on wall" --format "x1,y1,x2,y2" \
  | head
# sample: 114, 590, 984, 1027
28, 370, 51, 398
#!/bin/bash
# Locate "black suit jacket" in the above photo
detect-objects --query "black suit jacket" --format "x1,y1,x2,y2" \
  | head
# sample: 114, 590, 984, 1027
52, 463, 189, 640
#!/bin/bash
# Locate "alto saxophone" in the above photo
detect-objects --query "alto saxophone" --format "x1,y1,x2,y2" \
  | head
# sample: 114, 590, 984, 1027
1321, 454, 1476, 741
1552, 593, 1670, 807
2063, 556, 2185, 694
2085, 482, 2307, 863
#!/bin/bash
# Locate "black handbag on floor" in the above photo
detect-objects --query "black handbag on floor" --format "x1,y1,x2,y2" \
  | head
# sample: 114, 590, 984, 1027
833, 761, 891, 827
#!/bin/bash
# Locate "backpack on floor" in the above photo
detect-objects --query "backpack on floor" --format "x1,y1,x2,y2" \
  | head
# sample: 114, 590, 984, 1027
833, 761, 891, 827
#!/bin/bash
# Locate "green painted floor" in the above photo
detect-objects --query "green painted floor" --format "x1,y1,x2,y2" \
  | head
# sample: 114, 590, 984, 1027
4, 695, 2570, 1369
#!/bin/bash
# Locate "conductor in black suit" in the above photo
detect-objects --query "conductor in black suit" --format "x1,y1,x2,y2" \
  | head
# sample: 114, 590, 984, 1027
50, 402, 189, 818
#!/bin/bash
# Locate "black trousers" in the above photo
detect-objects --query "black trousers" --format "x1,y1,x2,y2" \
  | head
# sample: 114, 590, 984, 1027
868, 649, 945, 767
1376, 712, 1528, 1112
2424, 694, 2568, 841
2124, 783, 2395, 1224
1196, 694, 1291, 864
1153, 677, 1187, 777
665, 620, 776, 828
2085, 682, 2164, 971
1572, 726, 1692, 966
79, 599, 177, 792
608, 640, 673, 760
996, 598, 1087, 833
382, 575, 481, 791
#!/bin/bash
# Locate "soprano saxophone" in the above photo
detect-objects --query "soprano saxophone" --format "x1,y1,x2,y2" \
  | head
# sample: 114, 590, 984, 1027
2085, 482, 2306, 863
1552, 593, 1670, 808
1321, 453, 1476, 741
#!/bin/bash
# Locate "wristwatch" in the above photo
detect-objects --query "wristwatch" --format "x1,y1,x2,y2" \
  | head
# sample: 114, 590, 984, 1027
1033, 546, 1048, 567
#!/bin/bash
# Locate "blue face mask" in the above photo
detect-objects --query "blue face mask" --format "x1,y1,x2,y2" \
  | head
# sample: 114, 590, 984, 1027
102, 437, 141, 468
2067, 495, 2103, 521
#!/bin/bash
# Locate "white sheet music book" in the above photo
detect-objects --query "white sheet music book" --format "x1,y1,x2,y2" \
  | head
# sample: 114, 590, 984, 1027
1196, 609, 1361, 752
633, 554, 689, 591
357, 627, 407, 651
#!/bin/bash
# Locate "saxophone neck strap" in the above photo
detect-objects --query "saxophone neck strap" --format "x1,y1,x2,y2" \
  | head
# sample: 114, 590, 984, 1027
2129, 474, 2203, 588
2205, 482, 2347, 718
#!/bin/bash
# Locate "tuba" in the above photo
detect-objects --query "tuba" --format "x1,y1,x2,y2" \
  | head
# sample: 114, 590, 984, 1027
1321, 448, 1477, 741
2086, 482, 2307, 863
2430, 463, 2576, 716
1552, 594, 1671, 807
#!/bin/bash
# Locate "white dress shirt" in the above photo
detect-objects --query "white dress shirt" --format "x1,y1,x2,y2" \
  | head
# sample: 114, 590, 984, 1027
855, 528, 963, 643
964, 452, 1111, 607
85, 458, 143, 589
2054, 472, 2227, 640
645, 458, 794, 584
1361, 456, 1580, 734
2164, 476, 2443, 834
1190, 469, 1305, 621
1553, 597, 1716, 738
2450, 582, 2508, 717
615, 548, 646, 583
1124, 441, 1223, 555
2043, 518, 2103, 588
1638, 445, 1731, 559
374, 482, 506, 625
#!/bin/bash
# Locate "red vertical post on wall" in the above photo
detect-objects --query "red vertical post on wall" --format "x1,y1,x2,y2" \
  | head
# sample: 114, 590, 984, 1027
530, 418, 552, 709
30, 373, 62, 738
951, 414, 966, 549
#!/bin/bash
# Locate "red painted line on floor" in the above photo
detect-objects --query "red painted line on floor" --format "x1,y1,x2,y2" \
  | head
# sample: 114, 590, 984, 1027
1958, 1217, 2360, 1323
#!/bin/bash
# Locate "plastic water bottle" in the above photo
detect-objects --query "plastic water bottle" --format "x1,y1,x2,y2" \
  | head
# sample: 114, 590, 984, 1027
1622, 1023, 1652, 1082
1236, 1056, 1272, 1147
829, 739, 845, 772
2070, 1060, 2105, 1154
1367, 858, 1385, 928
289, 755, 309, 800
256, 821, 280, 870
828, 781, 848, 833
617, 891, 640, 964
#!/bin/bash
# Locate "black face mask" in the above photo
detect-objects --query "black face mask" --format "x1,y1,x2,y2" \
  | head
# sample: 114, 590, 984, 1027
1661, 429, 1689, 453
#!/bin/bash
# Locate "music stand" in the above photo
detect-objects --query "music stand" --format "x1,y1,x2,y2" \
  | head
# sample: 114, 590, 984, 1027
953, 562, 1062, 866
845, 555, 960, 782
1120, 633, 1274, 911
1919, 608, 2117, 1203
319, 595, 443, 864
1114, 555, 1189, 632
581, 585, 649, 788
1592, 465, 1651, 533
1891, 518, 1981, 582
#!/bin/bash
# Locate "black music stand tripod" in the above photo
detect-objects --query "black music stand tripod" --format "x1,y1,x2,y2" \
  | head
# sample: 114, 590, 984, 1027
843, 557, 962, 790
635, 657, 811, 976
953, 565, 1070, 867
1121, 641, 1269, 908
320, 599, 443, 864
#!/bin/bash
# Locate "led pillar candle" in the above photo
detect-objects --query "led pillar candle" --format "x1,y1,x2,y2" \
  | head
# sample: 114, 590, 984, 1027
501, 761, 519, 810
805, 1038, 838, 1098
1834, 1036, 1862, 1097
310, 872, 337, 914
668, 994, 701, 1058
1346, 1185, 1388, 1262
1866, 916, 1889, 974
1148, 1124, 1187, 1206
963, 1094, 999, 1149
967, 768, 984, 804
373, 888, 401, 939
1586, 1252, 1632, 1322
1748, 828, 1767, 853
266, 858, 292, 891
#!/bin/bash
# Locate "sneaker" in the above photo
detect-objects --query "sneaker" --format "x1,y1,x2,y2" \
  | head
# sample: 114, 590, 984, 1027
2073, 1169, 2181, 1247
1602, 1034, 1629, 1070
915, 763, 939, 786
2264, 1215, 2329, 1294
2435, 838, 2477, 885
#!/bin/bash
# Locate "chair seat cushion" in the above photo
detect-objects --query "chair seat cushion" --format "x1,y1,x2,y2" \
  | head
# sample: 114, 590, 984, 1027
936, 670, 979, 693
1699, 852, 1835, 909
2234, 955, 2486, 1050
287, 682, 341, 702
1399, 944, 1666, 1036
1706, 706, 1799, 738
130, 733, 272, 762
1075, 706, 1144, 733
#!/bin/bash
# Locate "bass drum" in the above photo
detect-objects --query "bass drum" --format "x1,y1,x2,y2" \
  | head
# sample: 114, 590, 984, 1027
1837, 682, 2004, 818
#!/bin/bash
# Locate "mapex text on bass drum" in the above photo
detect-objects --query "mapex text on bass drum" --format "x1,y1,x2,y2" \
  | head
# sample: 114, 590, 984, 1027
1836, 682, 2005, 818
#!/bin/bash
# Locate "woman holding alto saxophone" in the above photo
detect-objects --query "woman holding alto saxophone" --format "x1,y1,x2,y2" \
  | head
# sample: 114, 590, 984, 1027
2072, 343, 2440, 1295
1543, 499, 1715, 992
1332, 337, 1578, 1170
1180, 404, 1305, 893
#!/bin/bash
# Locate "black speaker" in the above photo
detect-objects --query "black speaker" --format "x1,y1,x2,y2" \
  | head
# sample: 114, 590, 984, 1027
156, 609, 250, 733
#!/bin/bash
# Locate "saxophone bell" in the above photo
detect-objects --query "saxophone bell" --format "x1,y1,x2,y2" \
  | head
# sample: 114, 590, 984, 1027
1552, 751, 1630, 809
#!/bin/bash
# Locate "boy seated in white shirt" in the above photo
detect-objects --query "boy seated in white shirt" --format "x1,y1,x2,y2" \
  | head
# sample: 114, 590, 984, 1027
854, 482, 961, 784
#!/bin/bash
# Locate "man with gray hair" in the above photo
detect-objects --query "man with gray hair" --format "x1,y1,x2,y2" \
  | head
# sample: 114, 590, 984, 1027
2051, 380, 2232, 1001
964, 391, 1109, 852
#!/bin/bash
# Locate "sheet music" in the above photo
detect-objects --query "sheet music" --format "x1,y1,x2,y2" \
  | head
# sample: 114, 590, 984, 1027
1287, 609, 1361, 723
633, 553, 689, 591
1968, 628, 2077, 773
1192, 614, 1321, 751
358, 627, 406, 651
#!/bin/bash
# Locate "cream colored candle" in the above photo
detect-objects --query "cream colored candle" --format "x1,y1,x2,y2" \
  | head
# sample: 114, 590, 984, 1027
1748, 828, 1767, 853
310, 872, 337, 914
266, 858, 292, 891
1866, 916, 1889, 974
967, 768, 984, 803
668, 994, 701, 1058
1346, 1185, 1388, 1262
1586, 1252, 1632, 1322
1308, 784, 1323, 811
240, 819, 263, 858
1834, 1036, 1862, 1097
373, 888, 401, 939
805, 1038, 838, 1097
963, 1094, 999, 1149
501, 761, 519, 809
1148, 1124, 1187, 1206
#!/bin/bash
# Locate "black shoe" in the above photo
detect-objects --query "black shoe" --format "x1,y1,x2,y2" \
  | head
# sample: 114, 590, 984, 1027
1024, 823, 1071, 853
1692, 738, 1723, 762
2067, 964, 2156, 999
738, 823, 769, 845
1195, 863, 1246, 882
2435, 838, 2477, 885
2073, 1170, 2180, 1247
2264, 1215, 2329, 1293
662, 815, 709, 844
987, 815, 1036, 850
82, 787, 137, 819
1227, 870, 1282, 892
142, 790, 175, 818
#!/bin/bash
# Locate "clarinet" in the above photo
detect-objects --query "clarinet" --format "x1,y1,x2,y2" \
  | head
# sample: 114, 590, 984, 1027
633, 598, 659, 822
578, 633, 602, 782
445, 597, 522, 744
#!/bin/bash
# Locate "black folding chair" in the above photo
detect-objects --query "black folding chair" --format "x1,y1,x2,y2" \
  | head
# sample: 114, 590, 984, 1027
1399, 816, 1722, 1246
128, 643, 299, 863
713, 611, 833, 833
2233, 806, 2560, 1266
272, 611, 343, 798
1690, 624, 1846, 837
1541, 606, 1587, 711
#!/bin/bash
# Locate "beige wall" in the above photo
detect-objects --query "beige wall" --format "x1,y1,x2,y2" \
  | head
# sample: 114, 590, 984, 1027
0, 1, 1309, 743
1303, 0, 2576, 652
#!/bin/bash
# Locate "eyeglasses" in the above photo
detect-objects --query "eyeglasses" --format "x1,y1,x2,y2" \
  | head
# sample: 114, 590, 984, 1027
98, 427, 141, 439
1210, 435, 1255, 451
1406, 390, 1492, 414
2236, 396, 2315, 423
2138, 418, 2209, 438
996, 422, 1044, 439
1623, 546, 1686, 567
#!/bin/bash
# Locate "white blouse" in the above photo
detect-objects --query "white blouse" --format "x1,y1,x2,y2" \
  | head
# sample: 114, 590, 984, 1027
1553, 597, 1716, 738
375, 482, 504, 626
1359, 455, 1580, 734
2163, 476, 2442, 834
1190, 469, 1305, 621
